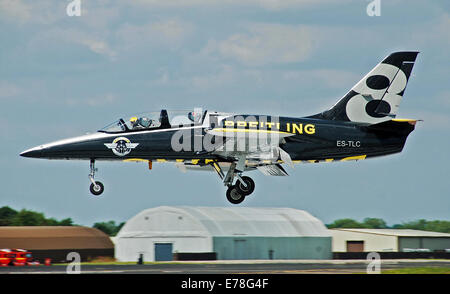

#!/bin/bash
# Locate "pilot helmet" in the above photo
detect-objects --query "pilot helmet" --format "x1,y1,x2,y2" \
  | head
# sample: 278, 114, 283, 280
130, 116, 139, 127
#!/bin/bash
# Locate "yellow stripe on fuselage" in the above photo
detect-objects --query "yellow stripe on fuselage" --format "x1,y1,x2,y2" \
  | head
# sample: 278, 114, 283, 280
341, 155, 367, 161
212, 128, 291, 135
123, 158, 148, 162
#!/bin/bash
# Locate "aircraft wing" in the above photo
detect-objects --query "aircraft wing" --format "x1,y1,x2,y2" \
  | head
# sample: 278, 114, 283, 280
205, 127, 294, 154
198, 127, 296, 175
256, 164, 289, 176
175, 161, 288, 176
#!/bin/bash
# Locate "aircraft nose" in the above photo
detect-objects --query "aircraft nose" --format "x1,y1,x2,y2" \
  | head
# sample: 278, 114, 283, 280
20, 146, 43, 158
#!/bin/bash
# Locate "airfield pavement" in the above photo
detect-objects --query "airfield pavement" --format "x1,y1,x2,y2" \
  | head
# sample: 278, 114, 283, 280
0, 259, 449, 274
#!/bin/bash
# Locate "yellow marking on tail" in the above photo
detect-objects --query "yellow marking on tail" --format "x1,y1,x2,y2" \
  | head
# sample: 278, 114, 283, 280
392, 118, 417, 122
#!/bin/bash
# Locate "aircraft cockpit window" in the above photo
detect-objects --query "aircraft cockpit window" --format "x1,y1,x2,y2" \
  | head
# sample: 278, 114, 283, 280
99, 110, 207, 133
127, 116, 160, 130
100, 119, 128, 133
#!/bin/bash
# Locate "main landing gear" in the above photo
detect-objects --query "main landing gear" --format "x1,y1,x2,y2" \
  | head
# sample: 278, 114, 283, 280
226, 175, 255, 204
89, 159, 104, 196
212, 161, 255, 204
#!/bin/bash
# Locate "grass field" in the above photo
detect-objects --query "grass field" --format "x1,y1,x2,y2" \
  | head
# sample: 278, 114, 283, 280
382, 267, 450, 274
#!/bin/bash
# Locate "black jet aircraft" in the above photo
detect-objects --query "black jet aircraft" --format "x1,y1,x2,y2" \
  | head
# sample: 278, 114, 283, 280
21, 51, 419, 204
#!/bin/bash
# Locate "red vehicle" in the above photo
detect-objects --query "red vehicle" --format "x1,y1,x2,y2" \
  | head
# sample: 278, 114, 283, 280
12, 249, 29, 266
12, 249, 39, 266
0, 249, 15, 266
0, 249, 40, 266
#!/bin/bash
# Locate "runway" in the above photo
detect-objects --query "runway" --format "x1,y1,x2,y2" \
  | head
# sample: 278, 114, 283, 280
1, 259, 449, 274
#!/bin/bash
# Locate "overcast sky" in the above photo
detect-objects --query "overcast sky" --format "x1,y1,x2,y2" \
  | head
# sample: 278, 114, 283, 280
1, 0, 449, 227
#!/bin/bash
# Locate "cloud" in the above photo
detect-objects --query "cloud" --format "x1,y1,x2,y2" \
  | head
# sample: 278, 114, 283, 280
132, 0, 353, 11
0, 0, 66, 24
0, 0, 32, 23
412, 13, 450, 47
65, 93, 117, 107
79, 38, 116, 59
168, 63, 358, 96
282, 69, 360, 89
190, 64, 235, 89
115, 19, 195, 51
28, 28, 116, 59
80, 2, 120, 29
0, 81, 21, 99
204, 23, 314, 66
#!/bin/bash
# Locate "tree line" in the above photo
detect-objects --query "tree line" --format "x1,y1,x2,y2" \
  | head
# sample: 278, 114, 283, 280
0, 206, 124, 236
326, 217, 450, 233
1, 206, 448, 235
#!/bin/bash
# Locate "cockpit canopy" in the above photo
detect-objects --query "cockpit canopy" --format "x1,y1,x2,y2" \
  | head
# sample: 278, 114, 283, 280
99, 109, 206, 133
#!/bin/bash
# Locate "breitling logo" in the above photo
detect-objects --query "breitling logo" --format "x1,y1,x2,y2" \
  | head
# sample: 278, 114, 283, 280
223, 120, 316, 135
104, 137, 139, 157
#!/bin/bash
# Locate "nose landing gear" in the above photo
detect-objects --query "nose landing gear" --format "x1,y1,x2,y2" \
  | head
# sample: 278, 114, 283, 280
89, 159, 104, 196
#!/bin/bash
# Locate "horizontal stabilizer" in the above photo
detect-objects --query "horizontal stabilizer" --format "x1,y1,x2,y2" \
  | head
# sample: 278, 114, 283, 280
366, 119, 418, 135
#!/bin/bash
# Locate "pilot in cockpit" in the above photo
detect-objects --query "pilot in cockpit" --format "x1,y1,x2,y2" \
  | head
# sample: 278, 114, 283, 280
129, 116, 152, 130
129, 117, 140, 129
138, 117, 152, 128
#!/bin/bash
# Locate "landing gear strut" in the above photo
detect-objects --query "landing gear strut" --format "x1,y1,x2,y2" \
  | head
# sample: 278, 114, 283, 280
211, 161, 255, 204
89, 159, 104, 196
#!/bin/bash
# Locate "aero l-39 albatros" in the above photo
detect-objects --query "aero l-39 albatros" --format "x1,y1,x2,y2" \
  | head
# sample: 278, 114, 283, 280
21, 52, 419, 204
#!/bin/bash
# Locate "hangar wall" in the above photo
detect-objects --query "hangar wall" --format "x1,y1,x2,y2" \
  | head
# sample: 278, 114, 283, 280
331, 229, 450, 253
331, 229, 398, 252
214, 237, 332, 260
115, 236, 212, 262
398, 237, 450, 252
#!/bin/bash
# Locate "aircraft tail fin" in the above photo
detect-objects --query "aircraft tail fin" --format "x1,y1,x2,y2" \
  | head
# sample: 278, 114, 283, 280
310, 51, 419, 124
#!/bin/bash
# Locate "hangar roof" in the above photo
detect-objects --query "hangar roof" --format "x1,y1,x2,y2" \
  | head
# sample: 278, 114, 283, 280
118, 206, 330, 238
0, 226, 114, 250
331, 229, 450, 237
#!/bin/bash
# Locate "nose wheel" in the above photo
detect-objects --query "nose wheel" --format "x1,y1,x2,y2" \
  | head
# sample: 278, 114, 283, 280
89, 159, 104, 196
90, 181, 104, 196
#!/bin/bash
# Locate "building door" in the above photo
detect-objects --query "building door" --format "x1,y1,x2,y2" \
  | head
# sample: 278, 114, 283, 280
346, 241, 364, 252
234, 240, 247, 260
154, 243, 173, 261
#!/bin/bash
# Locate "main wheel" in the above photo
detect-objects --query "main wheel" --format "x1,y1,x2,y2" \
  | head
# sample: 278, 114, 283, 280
236, 176, 255, 196
89, 181, 104, 196
226, 185, 246, 204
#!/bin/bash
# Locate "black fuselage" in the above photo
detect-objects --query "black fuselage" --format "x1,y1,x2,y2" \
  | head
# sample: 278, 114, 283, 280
20, 115, 415, 164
